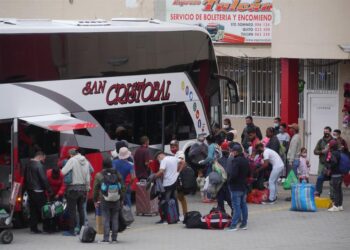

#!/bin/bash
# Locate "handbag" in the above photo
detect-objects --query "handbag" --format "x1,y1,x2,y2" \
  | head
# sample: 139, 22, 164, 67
120, 205, 134, 226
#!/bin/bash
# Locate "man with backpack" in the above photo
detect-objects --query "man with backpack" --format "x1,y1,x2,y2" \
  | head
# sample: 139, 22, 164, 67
93, 157, 125, 243
154, 151, 180, 224
112, 147, 135, 208
325, 140, 343, 212
61, 148, 91, 236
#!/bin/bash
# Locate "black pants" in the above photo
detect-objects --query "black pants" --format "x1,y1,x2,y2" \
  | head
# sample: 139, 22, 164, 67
217, 182, 233, 215
66, 190, 86, 233
28, 190, 48, 231
160, 182, 179, 220
331, 176, 343, 207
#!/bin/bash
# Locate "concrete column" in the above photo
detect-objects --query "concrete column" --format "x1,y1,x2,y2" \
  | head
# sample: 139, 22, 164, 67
280, 58, 299, 125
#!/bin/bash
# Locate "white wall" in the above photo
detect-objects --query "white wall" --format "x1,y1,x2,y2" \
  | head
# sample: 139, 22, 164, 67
271, 0, 350, 59
0, 0, 155, 20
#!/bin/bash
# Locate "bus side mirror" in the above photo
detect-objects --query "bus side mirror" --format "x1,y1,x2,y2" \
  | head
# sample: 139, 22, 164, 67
212, 74, 239, 104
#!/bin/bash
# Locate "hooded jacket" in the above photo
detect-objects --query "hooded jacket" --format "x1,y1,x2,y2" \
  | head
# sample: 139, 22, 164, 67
62, 154, 91, 191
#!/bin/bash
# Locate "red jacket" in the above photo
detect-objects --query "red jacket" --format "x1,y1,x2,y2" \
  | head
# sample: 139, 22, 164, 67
46, 169, 65, 197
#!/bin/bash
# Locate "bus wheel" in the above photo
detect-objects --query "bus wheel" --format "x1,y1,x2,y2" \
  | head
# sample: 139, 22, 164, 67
12, 192, 30, 228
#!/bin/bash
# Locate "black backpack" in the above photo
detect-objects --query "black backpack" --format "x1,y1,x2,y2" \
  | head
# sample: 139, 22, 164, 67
79, 225, 96, 243
178, 166, 197, 195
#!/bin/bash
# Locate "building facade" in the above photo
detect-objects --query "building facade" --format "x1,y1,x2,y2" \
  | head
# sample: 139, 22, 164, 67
1, 0, 349, 174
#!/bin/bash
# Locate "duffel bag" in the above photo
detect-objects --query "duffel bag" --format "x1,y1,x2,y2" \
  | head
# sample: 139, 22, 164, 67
183, 211, 205, 229
201, 210, 231, 229
41, 202, 55, 219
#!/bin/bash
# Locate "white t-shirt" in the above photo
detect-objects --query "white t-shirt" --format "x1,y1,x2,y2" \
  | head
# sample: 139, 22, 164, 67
263, 148, 284, 170
277, 132, 290, 143
160, 156, 179, 187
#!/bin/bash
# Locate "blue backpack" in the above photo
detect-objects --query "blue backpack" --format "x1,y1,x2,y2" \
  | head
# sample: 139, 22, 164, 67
339, 152, 350, 174
101, 170, 121, 202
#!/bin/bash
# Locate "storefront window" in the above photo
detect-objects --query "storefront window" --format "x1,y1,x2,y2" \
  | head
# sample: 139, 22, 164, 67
219, 57, 280, 117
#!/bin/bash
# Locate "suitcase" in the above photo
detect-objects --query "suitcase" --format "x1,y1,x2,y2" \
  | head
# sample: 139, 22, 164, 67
315, 197, 332, 209
79, 225, 96, 243
166, 199, 179, 224
135, 181, 158, 216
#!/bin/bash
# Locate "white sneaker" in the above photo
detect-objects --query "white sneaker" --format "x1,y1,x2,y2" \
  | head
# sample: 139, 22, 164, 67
179, 215, 184, 222
328, 206, 340, 212
338, 206, 344, 211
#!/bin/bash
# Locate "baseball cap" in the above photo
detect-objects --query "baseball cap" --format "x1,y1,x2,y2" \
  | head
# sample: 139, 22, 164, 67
229, 142, 242, 153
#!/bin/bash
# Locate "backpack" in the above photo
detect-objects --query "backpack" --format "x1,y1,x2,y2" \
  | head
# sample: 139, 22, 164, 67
339, 152, 350, 174
79, 225, 96, 243
177, 166, 197, 195
101, 170, 121, 202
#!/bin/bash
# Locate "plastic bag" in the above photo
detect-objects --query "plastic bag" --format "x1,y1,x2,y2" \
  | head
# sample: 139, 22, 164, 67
283, 170, 298, 190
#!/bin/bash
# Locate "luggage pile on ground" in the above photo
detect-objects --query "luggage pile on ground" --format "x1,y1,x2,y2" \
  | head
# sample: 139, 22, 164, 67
183, 209, 231, 230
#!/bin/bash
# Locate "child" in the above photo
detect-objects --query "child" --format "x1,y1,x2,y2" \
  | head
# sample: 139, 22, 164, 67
297, 147, 310, 183
196, 169, 206, 201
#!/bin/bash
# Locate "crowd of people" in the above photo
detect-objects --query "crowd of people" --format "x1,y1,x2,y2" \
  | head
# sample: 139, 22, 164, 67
22, 117, 348, 239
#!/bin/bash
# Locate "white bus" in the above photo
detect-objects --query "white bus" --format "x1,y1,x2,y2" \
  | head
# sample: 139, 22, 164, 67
0, 18, 238, 225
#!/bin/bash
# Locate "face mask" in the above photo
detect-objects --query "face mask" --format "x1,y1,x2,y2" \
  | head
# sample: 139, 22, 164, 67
223, 125, 229, 129
301, 153, 307, 158
170, 148, 177, 154
324, 133, 330, 138
274, 123, 279, 128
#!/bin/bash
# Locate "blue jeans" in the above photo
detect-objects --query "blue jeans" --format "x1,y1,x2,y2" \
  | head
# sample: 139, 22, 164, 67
316, 174, 331, 195
230, 191, 248, 227
292, 159, 300, 176
124, 185, 132, 208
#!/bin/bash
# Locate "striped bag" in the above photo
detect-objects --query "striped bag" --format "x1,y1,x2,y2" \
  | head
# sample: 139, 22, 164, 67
291, 182, 317, 212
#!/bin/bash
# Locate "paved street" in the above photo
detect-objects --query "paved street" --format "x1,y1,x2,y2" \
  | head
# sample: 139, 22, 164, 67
5, 182, 350, 250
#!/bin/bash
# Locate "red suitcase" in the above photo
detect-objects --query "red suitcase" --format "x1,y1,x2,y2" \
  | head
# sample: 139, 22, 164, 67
135, 180, 159, 216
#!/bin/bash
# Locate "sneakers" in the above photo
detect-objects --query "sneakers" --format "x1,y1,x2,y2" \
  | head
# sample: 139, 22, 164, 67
155, 220, 168, 225
262, 199, 276, 205
98, 240, 110, 244
179, 215, 184, 222
62, 231, 76, 236
328, 206, 340, 212
339, 206, 344, 211
226, 226, 238, 232
239, 224, 248, 230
